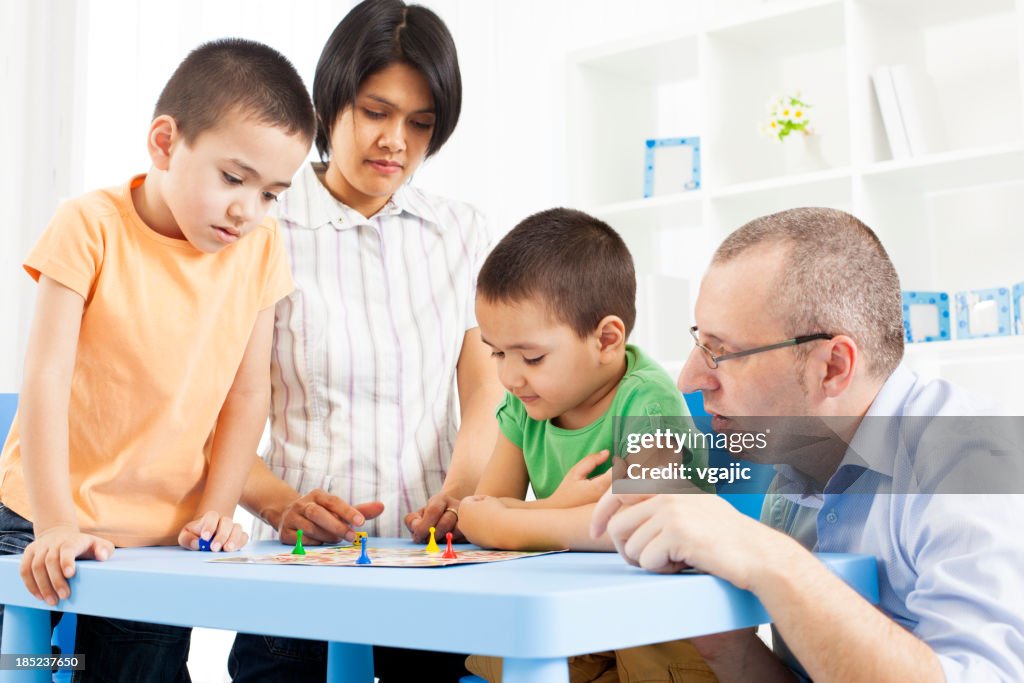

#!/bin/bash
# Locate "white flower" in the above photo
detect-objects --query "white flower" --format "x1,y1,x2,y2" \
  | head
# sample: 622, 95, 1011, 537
759, 90, 815, 141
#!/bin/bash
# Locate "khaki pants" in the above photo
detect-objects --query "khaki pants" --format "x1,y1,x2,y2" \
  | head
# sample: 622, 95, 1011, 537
466, 639, 717, 683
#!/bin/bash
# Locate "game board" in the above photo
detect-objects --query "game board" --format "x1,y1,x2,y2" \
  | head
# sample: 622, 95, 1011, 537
210, 544, 564, 568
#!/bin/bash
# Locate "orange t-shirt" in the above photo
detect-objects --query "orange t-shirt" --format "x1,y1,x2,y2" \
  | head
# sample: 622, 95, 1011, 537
0, 175, 293, 546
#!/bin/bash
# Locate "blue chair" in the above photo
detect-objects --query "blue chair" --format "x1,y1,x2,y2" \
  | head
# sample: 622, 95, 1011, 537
683, 392, 774, 520
0, 394, 16, 442
0, 394, 77, 682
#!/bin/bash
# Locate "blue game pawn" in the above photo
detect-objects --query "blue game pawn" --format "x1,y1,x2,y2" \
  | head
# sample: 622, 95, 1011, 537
356, 537, 372, 565
198, 537, 211, 552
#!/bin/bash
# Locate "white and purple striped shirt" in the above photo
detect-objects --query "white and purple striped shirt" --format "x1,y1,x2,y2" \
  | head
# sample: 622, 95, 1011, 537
253, 163, 492, 539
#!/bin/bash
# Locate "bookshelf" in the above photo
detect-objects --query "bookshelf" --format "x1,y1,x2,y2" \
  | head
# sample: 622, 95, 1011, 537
566, 0, 1024, 413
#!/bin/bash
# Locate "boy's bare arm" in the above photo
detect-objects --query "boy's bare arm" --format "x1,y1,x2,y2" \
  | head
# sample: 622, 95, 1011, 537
20, 276, 84, 533
460, 497, 615, 551
192, 306, 275, 539
19, 275, 114, 606
474, 431, 531, 498
496, 450, 612, 510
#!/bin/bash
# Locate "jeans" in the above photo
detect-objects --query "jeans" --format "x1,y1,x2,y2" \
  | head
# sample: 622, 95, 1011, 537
229, 633, 470, 682
0, 503, 193, 682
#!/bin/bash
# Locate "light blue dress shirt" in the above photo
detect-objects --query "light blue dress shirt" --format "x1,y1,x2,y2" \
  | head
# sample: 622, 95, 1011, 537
762, 365, 1024, 682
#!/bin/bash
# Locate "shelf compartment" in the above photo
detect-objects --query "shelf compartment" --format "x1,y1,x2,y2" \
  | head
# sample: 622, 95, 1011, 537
703, 1, 850, 187
853, 0, 1022, 163
567, 31, 703, 207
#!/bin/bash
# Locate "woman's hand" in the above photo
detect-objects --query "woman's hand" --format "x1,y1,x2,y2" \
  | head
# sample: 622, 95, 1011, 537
278, 489, 384, 545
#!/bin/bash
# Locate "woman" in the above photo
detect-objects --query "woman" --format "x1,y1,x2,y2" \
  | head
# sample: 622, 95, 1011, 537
231, 1, 501, 680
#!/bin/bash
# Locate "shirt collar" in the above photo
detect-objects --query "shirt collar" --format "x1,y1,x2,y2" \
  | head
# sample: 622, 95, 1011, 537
839, 363, 917, 479
279, 162, 445, 232
773, 364, 917, 504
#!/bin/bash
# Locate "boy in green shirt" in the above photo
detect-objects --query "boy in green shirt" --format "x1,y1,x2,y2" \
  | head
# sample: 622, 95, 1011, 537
460, 208, 715, 683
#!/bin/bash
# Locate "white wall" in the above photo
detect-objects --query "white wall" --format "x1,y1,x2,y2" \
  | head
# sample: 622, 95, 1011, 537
0, 0, 694, 393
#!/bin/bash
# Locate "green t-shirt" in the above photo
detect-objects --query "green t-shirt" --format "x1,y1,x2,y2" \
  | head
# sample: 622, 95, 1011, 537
496, 344, 703, 499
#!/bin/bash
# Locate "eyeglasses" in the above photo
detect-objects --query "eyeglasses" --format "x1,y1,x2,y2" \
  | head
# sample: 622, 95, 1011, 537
689, 325, 834, 369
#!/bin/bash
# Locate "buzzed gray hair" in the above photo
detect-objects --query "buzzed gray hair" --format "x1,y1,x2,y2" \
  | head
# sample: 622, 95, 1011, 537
713, 207, 904, 379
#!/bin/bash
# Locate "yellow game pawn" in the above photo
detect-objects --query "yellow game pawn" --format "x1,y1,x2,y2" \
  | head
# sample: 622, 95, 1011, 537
425, 526, 440, 555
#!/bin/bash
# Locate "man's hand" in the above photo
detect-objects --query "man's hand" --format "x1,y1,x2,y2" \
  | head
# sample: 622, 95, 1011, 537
278, 489, 384, 545
179, 510, 248, 552
545, 450, 612, 509
404, 490, 464, 543
20, 526, 113, 606
591, 489, 781, 589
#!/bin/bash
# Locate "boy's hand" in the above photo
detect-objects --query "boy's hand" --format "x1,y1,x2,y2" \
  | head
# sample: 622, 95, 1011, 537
20, 526, 113, 606
404, 491, 464, 543
179, 511, 248, 552
546, 450, 613, 509
278, 490, 384, 545
455, 495, 506, 548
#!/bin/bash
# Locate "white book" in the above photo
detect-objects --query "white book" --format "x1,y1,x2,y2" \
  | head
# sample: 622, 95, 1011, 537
889, 63, 945, 157
872, 66, 911, 160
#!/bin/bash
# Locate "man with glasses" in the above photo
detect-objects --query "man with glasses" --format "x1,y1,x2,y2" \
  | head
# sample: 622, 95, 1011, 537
592, 207, 1024, 682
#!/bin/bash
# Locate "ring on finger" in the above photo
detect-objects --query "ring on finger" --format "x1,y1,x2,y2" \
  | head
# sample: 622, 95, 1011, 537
444, 507, 459, 522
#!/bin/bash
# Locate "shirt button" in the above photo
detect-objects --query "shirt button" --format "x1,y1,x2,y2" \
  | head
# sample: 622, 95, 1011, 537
826, 510, 838, 523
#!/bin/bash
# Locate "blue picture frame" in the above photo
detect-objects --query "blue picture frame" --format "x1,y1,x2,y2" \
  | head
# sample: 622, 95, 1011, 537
901, 291, 950, 343
643, 137, 701, 198
955, 287, 1012, 339
1014, 282, 1024, 336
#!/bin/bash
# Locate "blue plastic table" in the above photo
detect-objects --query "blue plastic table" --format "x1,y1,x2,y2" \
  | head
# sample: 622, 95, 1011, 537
0, 539, 878, 682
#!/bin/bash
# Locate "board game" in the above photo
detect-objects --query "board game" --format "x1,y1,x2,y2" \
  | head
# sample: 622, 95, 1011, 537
210, 543, 564, 568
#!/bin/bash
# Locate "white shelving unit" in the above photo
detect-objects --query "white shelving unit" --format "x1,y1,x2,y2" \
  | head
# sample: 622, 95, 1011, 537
566, 0, 1024, 413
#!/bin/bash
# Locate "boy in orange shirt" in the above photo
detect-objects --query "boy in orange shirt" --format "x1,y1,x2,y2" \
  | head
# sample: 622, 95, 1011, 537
0, 38, 314, 679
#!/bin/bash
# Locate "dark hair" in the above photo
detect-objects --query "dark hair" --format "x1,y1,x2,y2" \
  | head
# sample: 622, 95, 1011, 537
714, 207, 904, 378
313, 0, 462, 160
154, 38, 315, 144
478, 208, 637, 338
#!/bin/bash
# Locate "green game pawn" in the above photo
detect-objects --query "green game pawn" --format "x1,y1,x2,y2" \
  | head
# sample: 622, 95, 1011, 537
292, 529, 306, 555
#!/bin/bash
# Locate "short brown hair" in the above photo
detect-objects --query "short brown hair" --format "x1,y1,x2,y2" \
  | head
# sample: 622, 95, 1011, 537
478, 208, 636, 338
714, 207, 904, 378
154, 38, 315, 144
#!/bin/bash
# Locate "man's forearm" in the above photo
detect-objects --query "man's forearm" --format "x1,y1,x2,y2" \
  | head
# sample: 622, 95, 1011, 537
753, 543, 944, 683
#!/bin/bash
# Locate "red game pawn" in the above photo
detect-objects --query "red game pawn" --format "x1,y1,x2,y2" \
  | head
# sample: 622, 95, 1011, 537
441, 532, 457, 559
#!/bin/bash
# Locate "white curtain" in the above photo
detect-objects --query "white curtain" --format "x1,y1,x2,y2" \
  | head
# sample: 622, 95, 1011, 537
0, 0, 84, 392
